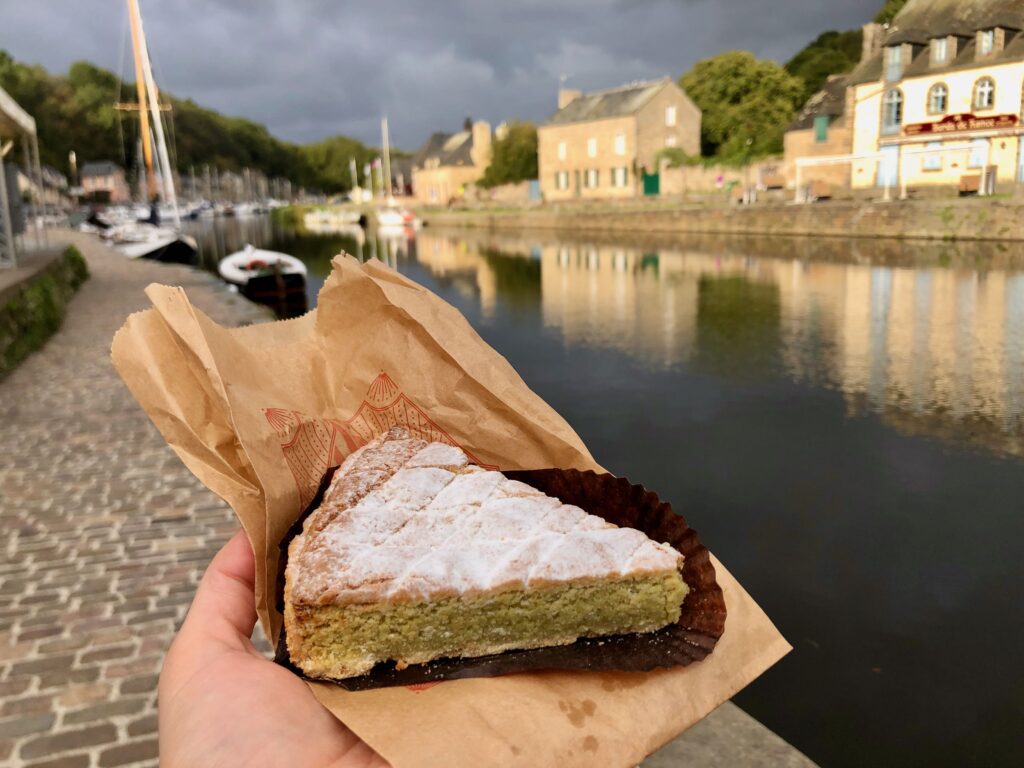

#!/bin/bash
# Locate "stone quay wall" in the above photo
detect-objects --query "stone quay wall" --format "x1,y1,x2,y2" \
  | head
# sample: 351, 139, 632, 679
420, 197, 1024, 242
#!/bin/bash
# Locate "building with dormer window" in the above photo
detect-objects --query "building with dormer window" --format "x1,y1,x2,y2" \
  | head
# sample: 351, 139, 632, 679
846, 0, 1024, 192
411, 119, 492, 205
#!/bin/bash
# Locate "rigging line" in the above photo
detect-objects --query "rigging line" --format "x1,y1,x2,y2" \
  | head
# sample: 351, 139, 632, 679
115, 10, 130, 169
146, 32, 179, 175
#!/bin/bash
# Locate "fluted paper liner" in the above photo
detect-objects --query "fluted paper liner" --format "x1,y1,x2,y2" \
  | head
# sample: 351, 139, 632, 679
112, 254, 790, 767
274, 467, 727, 689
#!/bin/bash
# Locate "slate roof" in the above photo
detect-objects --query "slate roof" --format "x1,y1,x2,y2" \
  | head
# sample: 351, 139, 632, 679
849, 0, 1024, 85
544, 79, 671, 126
788, 75, 850, 131
80, 161, 124, 178
887, 0, 1024, 45
412, 130, 475, 169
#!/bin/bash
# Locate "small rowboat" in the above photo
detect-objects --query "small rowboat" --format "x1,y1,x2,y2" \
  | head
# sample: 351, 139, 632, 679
218, 244, 307, 286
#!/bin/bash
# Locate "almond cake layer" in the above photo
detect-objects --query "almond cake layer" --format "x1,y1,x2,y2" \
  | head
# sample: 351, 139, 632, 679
284, 428, 688, 679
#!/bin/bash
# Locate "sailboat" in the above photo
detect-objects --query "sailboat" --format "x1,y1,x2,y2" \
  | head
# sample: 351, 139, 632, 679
110, 0, 197, 262
374, 116, 420, 231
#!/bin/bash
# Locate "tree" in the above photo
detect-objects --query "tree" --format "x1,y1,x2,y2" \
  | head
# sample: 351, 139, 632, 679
875, 0, 910, 24
679, 52, 805, 163
479, 122, 538, 188
0, 48, 378, 193
297, 135, 379, 193
786, 29, 863, 104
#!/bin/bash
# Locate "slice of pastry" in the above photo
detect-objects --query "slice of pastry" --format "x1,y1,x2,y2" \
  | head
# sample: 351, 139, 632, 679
284, 428, 689, 680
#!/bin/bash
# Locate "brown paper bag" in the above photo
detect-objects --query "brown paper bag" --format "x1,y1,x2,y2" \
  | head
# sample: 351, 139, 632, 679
112, 255, 789, 767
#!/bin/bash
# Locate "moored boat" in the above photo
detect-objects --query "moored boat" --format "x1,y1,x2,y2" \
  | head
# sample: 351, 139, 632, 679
376, 207, 420, 229
304, 208, 364, 233
218, 244, 307, 286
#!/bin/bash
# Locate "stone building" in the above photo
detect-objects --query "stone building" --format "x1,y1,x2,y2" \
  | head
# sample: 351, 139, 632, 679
80, 160, 131, 203
847, 0, 1024, 192
537, 79, 701, 201
784, 74, 855, 190
411, 119, 492, 205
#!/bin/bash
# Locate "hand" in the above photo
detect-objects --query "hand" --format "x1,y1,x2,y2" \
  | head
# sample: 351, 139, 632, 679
159, 530, 388, 768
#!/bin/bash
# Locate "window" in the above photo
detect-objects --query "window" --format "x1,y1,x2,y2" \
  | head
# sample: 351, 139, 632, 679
980, 29, 995, 56
932, 37, 948, 65
968, 138, 989, 169
664, 135, 677, 148
614, 133, 626, 156
584, 169, 599, 188
587, 137, 597, 158
555, 171, 569, 190
885, 45, 903, 81
557, 142, 567, 161
974, 77, 995, 110
923, 141, 942, 171
665, 105, 677, 127
814, 115, 829, 143
928, 83, 948, 114
611, 167, 629, 188
882, 89, 903, 135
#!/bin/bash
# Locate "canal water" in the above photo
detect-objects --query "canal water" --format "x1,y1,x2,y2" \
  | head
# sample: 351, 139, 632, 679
186, 215, 1023, 768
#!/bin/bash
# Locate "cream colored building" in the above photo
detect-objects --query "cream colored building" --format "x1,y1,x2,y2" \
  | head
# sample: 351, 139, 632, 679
847, 0, 1024, 192
538, 79, 701, 201
411, 120, 492, 205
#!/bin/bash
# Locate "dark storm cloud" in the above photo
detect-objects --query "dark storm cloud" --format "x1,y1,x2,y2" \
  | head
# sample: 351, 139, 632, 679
2, 0, 881, 149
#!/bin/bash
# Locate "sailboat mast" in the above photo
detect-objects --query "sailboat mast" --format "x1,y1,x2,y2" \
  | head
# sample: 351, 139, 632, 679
128, 0, 181, 228
381, 117, 393, 203
126, 0, 156, 202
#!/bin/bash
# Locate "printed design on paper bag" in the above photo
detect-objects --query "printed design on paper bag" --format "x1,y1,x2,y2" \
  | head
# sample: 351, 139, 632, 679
265, 372, 489, 507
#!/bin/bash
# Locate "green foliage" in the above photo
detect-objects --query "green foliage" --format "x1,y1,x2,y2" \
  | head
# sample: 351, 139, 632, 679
478, 247, 541, 308
656, 147, 703, 168
0, 49, 376, 193
0, 246, 89, 379
785, 29, 863, 104
696, 275, 781, 378
297, 135, 379, 193
875, 0, 910, 24
679, 52, 805, 163
479, 122, 538, 188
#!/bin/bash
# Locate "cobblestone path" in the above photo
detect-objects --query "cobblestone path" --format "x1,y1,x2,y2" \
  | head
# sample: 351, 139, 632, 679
0, 232, 271, 767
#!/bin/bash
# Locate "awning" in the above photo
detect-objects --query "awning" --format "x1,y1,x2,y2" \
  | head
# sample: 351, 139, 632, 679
0, 85, 36, 138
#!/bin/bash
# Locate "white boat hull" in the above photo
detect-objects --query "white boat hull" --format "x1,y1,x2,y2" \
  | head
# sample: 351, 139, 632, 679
218, 245, 307, 285
116, 233, 198, 262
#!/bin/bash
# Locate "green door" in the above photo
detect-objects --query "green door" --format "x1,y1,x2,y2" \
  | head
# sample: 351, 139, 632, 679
643, 172, 660, 196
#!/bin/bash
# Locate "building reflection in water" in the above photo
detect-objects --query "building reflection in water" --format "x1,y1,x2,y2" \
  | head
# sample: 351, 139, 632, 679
411, 229, 1024, 457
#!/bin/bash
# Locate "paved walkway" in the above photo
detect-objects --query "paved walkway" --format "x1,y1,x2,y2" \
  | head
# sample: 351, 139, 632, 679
0, 231, 815, 767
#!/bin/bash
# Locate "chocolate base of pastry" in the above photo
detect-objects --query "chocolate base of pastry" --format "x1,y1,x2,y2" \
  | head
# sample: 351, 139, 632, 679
274, 467, 727, 691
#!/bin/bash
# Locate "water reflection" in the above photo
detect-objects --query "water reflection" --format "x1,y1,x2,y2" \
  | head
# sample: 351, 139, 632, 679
188, 216, 1024, 765
404, 229, 1024, 459
187, 218, 1024, 458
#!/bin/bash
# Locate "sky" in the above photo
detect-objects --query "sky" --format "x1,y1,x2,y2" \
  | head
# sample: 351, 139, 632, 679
1, 0, 882, 149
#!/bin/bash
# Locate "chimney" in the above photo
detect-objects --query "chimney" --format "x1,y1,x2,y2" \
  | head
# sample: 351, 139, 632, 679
558, 88, 582, 110
470, 121, 492, 169
862, 22, 885, 62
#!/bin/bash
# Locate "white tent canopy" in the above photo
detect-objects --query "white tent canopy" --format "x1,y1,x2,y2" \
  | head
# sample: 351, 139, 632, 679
0, 83, 47, 268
